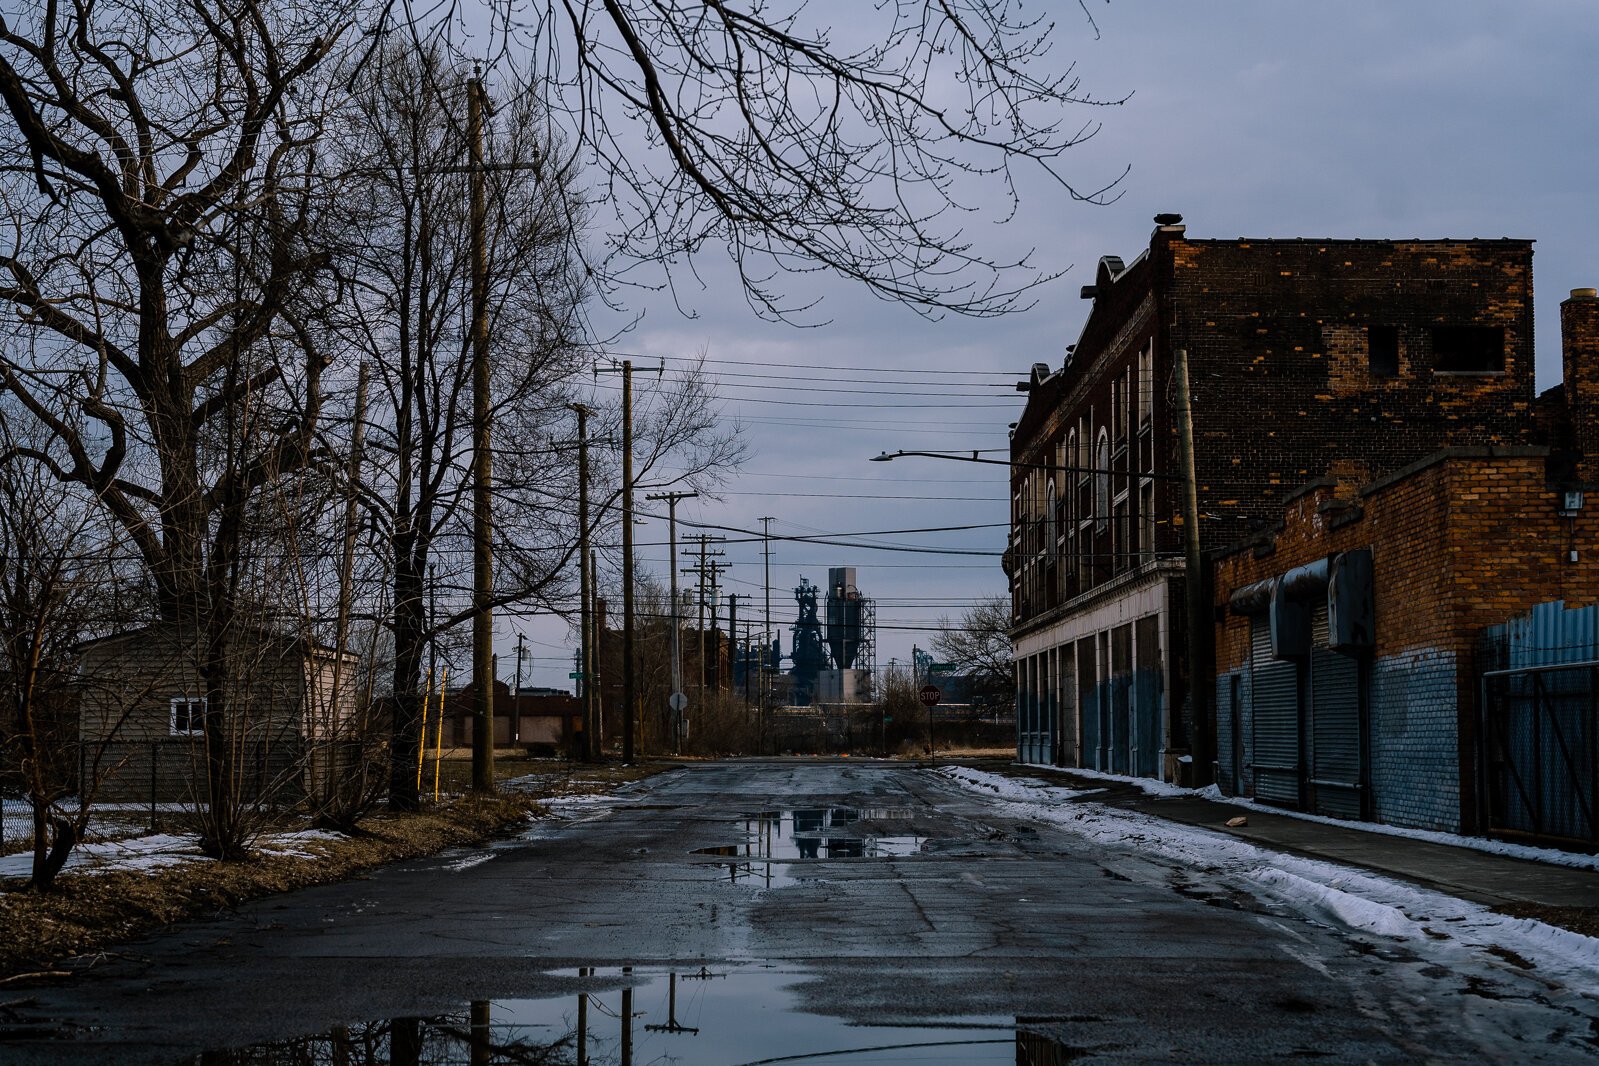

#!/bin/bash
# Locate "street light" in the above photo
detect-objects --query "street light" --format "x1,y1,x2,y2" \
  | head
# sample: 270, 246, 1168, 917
871, 448, 1181, 482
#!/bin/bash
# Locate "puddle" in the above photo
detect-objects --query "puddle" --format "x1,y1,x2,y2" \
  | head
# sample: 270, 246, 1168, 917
692, 848, 803, 888
180, 966, 1073, 1064
693, 808, 926, 864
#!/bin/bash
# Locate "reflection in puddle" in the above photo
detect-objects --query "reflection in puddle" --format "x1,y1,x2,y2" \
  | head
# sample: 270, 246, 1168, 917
186, 966, 1075, 1064
693, 808, 925, 870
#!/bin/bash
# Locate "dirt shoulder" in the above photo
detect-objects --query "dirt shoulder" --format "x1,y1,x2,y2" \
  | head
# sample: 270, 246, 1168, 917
0, 762, 671, 982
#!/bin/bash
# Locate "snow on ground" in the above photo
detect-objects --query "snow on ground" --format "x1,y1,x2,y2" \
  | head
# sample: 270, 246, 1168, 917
0, 827, 347, 879
1021, 761, 1599, 872
937, 765, 1599, 990
0, 798, 192, 849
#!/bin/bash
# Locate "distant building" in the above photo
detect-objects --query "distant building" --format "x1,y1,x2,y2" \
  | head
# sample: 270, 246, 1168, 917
444, 679, 581, 751
1009, 215, 1543, 780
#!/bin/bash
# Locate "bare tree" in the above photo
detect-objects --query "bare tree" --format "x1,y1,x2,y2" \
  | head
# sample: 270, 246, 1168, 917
0, 0, 379, 857
0, 419, 155, 889
419, 0, 1125, 321
330, 42, 595, 808
331, 43, 746, 804
932, 594, 1013, 711
0, 463, 96, 888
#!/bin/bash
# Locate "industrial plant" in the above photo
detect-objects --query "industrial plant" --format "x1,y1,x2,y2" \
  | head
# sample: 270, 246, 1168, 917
789, 567, 876, 706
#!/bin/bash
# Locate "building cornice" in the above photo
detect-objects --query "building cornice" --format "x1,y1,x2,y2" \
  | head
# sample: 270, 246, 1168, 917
1009, 556, 1185, 640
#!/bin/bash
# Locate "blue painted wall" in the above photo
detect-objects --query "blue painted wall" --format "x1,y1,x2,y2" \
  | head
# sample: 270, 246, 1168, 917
1368, 648, 1460, 832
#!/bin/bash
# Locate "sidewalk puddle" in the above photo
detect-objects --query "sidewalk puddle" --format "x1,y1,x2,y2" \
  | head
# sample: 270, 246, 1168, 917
694, 808, 926, 863
180, 966, 1066, 1064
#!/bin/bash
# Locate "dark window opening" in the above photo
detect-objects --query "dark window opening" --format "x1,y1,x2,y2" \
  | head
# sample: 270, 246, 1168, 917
1431, 325, 1505, 374
1367, 326, 1399, 377
170, 696, 207, 735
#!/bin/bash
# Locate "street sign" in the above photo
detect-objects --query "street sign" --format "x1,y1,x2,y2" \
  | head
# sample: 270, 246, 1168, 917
669, 691, 689, 712
929, 661, 956, 671
569, 671, 584, 679
918, 684, 942, 707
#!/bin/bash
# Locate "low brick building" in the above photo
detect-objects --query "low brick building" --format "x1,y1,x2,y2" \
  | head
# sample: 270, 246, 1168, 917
1210, 289, 1599, 835
444, 679, 582, 752
1010, 215, 1539, 779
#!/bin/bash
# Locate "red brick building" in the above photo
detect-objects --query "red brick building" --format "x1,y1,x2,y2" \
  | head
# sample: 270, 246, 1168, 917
444, 679, 582, 752
1010, 215, 1540, 779
1210, 290, 1599, 836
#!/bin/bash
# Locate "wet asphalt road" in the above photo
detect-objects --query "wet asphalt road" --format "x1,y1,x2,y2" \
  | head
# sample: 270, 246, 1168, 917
7, 759, 1599, 1064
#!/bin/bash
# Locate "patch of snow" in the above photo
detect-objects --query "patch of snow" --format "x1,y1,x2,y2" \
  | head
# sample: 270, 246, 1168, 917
1018, 761, 1599, 872
1247, 868, 1423, 940
937, 765, 1101, 803
938, 766, 1599, 990
257, 829, 346, 860
0, 832, 210, 878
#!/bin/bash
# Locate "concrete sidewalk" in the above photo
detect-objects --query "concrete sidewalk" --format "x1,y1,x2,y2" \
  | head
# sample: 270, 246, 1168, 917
969, 759, 1598, 913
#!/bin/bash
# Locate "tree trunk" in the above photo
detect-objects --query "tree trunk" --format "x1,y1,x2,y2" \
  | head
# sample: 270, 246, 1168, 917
388, 538, 426, 810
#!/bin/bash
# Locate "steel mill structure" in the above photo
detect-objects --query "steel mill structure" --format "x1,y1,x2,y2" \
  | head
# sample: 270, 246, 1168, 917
789, 567, 876, 706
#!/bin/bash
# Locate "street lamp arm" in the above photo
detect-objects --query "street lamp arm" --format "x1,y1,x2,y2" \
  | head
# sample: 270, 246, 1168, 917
872, 449, 1181, 482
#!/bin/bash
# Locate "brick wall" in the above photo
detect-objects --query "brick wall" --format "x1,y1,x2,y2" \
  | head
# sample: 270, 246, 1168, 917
1170, 238, 1536, 551
1560, 289, 1599, 479
1212, 449, 1599, 831
1012, 229, 1537, 636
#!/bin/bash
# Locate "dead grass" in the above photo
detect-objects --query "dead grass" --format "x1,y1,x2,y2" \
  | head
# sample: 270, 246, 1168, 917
0, 762, 672, 980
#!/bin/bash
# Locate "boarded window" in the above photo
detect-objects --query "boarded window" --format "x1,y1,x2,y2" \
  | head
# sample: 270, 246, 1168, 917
1431, 325, 1504, 373
1367, 325, 1399, 377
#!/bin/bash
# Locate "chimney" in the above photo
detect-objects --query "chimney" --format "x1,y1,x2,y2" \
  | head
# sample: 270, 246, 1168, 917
1561, 287, 1599, 475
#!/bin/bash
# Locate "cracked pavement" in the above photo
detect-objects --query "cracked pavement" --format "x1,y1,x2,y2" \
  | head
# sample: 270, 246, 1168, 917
5, 759, 1598, 1064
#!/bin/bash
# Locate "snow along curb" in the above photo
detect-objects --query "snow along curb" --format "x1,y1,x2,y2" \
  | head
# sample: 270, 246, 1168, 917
1019, 761, 1599, 873
937, 765, 1599, 991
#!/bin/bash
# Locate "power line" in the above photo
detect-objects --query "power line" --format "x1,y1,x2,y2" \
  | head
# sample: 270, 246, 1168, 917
575, 347, 1025, 377
707, 491, 1005, 500
586, 380, 1018, 409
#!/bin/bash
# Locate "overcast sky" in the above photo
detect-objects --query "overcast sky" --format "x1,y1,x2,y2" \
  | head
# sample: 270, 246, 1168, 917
505, 0, 1599, 693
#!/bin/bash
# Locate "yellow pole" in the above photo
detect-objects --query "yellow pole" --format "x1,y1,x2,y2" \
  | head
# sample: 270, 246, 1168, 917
416, 670, 433, 792
433, 667, 449, 802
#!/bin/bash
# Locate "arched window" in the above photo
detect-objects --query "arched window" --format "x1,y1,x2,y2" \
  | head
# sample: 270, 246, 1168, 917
1045, 479, 1057, 555
1095, 429, 1111, 534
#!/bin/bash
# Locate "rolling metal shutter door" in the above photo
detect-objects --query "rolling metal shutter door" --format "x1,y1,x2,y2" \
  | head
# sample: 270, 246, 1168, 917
1310, 604, 1363, 819
1250, 615, 1301, 806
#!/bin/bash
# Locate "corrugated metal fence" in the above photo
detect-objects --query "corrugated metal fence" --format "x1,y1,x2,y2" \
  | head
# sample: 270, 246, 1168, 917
1479, 600, 1598, 848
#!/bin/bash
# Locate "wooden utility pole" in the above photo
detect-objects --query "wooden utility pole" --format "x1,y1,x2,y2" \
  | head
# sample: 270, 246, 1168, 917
647, 490, 697, 751
759, 516, 775, 749
621, 360, 636, 764
468, 68, 495, 794
726, 594, 737, 695
706, 557, 728, 691
1174, 347, 1213, 784
593, 357, 660, 763
589, 548, 602, 755
571, 403, 594, 761
513, 632, 526, 744
682, 535, 726, 719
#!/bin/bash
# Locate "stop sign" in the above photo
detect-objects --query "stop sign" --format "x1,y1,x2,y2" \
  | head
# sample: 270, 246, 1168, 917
918, 684, 942, 707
